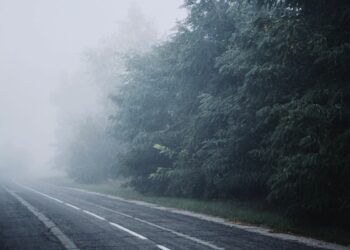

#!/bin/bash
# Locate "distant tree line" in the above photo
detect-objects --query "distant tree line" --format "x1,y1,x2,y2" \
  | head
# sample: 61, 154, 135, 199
62, 0, 350, 224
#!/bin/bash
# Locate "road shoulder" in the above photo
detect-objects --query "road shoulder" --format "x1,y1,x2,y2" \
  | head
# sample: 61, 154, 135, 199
65, 186, 350, 250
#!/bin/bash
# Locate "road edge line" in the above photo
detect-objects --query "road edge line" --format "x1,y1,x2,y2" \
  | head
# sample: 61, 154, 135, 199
3, 186, 79, 250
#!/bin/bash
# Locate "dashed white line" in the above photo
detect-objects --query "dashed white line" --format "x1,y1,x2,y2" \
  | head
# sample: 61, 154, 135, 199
14, 183, 153, 244
157, 245, 171, 250
49, 197, 63, 203
109, 222, 148, 240
135, 217, 223, 250
64, 188, 224, 250
51, 197, 64, 203
15, 183, 64, 203
65, 203, 81, 210
90, 202, 224, 250
83, 210, 106, 221
19, 181, 222, 249
67, 187, 350, 250
3, 187, 79, 250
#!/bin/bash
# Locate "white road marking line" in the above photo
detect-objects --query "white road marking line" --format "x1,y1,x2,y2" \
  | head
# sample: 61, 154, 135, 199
14, 183, 151, 243
83, 210, 106, 221
3, 187, 79, 250
51, 197, 64, 203
15, 183, 64, 203
41, 193, 64, 203
109, 222, 148, 240
65, 203, 81, 210
91, 202, 224, 250
66, 187, 350, 250
134, 218, 223, 250
157, 245, 171, 250
17, 182, 222, 249
64, 187, 224, 249
29, 181, 221, 250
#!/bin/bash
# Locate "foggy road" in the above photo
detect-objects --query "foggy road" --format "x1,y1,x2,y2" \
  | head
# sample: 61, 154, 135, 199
1, 1, 349, 249
0, 182, 337, 250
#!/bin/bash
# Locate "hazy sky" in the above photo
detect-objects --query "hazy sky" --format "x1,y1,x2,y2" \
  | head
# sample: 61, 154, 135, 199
0, 0, 185, 173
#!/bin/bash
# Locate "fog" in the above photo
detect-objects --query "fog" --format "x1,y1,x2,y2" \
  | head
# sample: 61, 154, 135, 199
0, 2, 348, 244
0, 0, 185, 178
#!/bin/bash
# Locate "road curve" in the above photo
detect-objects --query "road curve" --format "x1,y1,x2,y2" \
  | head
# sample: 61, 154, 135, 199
0, 181, 344, 250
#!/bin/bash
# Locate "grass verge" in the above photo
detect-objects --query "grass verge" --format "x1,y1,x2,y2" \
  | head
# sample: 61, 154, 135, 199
43, 176, 350, 246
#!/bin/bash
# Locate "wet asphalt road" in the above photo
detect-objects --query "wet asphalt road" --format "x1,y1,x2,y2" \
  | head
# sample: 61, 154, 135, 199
0, 181, 335, 250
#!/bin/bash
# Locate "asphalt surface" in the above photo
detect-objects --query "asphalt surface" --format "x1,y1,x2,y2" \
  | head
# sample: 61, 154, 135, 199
0, 181, 334, 250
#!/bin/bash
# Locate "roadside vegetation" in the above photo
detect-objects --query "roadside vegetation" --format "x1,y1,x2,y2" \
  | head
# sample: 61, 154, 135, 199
54, 0, 350, 244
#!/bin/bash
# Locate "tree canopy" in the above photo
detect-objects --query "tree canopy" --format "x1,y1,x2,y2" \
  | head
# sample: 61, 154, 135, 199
62, 0, 350, 225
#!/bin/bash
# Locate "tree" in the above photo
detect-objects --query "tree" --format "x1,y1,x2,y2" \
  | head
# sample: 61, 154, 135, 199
54, 4, 158, 183
55, 117, 118, 183
110, 0, 350, 223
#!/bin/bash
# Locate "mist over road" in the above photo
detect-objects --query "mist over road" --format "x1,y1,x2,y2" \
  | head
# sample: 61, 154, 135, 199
0, 181, 331, 250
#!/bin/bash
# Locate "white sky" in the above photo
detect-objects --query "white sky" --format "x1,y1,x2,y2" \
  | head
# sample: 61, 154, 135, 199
0, 0, 185, 172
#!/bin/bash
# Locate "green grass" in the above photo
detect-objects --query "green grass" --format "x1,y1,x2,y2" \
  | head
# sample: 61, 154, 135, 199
44, 176, 350, 246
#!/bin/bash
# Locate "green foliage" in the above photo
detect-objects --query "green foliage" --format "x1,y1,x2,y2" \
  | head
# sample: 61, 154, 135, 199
88, 0, 350, 225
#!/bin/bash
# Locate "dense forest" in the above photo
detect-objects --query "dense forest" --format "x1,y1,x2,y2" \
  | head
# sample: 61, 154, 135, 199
58, 0, 350, 225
